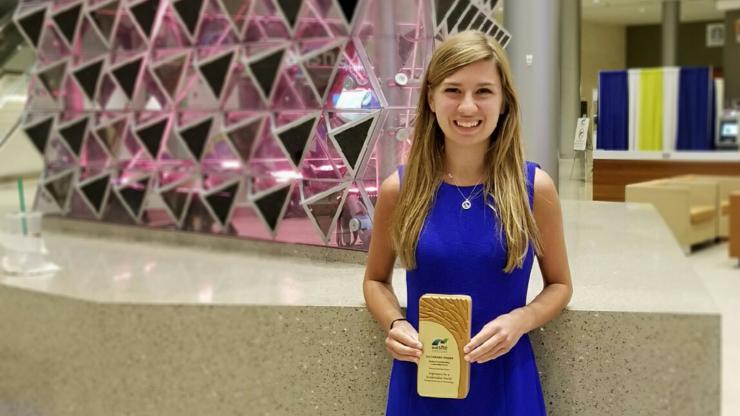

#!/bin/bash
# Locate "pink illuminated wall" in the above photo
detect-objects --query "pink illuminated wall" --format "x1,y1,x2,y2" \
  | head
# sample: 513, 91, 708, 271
15, 0, 507, 250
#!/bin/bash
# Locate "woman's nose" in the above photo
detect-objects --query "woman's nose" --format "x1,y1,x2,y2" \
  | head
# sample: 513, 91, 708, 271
458, 93, 477, 113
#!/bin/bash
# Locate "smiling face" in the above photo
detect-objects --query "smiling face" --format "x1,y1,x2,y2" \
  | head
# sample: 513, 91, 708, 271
428, 59, 505, 150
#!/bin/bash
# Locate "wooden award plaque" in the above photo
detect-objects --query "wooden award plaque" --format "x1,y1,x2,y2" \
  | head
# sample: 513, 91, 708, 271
417, 294, 472, 399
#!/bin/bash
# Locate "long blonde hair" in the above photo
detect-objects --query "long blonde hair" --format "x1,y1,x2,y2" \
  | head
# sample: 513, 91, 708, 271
391, 30, 542, 273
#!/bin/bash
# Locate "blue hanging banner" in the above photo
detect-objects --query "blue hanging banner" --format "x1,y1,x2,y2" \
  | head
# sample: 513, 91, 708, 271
597, 70, 629, 150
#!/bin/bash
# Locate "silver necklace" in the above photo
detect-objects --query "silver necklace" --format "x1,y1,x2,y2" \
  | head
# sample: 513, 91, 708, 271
447, 173, 484, 210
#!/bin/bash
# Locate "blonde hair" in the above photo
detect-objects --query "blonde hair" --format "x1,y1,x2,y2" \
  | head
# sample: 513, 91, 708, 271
391, 30, 542, 273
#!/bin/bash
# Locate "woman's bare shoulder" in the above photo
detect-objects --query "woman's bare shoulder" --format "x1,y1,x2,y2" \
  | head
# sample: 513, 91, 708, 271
378, 170, 402, 203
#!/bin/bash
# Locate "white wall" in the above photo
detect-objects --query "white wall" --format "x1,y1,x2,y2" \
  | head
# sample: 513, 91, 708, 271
581, 21, 627, 114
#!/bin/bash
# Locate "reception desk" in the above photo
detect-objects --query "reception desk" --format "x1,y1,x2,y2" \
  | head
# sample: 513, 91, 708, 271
593, 150, 740, 202
0, 201, 720, 415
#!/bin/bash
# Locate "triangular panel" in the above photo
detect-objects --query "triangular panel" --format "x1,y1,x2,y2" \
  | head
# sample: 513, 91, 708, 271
129, 0, 160, 40
118, 177, 150, 218
326, 41, 383, 110
173, 0, 204, 38
270, 71, 313, 110
111, 12, 147, 51
204, 181, 239, 226
178, 117, 212, 161
253, 184, 292, 234
329, 113, 377, 172
275, 114, 317, 168
275, 0, 301, 28
37, 60, 67, 99
195, 0, 240, 45
81, 132, 111, 173
44, 170, 76, 210
133, 67, 169, 110
16, 7, 47, 48
303, 184, 348, 243
336, 0, 360, 26
198, 50, 235, 100
111, 57, 144, 100
152, 52, 187, 100
243, 0, 291, 41
52, 3, 83, 46
135, 117, 169, 158
58, 116, 89, 156
226, 116, 263, 163
248, 48, 284, 102
72, 58, 104, 101
302, 44, 341, 101
24, 116, 55, 154
218, 0, 250, 34
77, 16, 110, 61
89, 0, 119, 43
95, 117, 127, 152
79, 174, 111, 216
102, 191, 138, 224
160, 184, 192, 223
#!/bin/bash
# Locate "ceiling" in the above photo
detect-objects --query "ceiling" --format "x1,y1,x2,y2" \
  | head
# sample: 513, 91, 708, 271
496, 0, 728, 26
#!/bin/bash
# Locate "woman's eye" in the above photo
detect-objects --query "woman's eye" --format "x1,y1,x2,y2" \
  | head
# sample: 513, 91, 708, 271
478, 89, 493, 94
444, 88, 460, 93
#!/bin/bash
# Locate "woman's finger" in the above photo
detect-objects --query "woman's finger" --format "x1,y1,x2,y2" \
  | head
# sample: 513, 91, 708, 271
385, 340, 420, 363
389, 328, 423, 349
389, 351, 420, 363
465, 332, 504, 362
477, 344, 510, 363
464, 324, 498, 354
386, 336, 422, 357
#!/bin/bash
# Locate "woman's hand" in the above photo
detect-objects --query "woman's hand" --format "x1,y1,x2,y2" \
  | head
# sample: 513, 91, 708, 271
385, 320, 423, 364
463, 309, 530, 364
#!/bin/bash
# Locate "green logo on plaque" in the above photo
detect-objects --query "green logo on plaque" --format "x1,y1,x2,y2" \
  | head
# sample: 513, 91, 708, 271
431, 338, 449, 350
431, 338, 448, 346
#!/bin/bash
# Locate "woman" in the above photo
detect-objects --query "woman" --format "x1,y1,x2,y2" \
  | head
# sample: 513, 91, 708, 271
362, 31, 573, 414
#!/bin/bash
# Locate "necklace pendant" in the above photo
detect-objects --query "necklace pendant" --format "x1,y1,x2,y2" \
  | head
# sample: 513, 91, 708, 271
462, 199, 472, 210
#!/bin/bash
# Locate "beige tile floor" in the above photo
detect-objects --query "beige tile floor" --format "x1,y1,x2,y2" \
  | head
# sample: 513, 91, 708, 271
0, 162, 737, 415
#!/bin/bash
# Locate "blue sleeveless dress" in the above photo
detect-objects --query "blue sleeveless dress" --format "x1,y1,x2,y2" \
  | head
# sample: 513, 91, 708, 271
385, 162, 546, 415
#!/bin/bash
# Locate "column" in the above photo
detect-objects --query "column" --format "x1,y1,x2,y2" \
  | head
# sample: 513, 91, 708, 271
661, 0, 680, 66
504, 0, 560, 185
560, 0, 581, 158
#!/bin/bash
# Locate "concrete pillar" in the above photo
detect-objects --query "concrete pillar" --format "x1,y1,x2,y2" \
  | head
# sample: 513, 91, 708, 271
724, 9, 740, 106
661, 0, 680, 66
504, 0, 560, 184
559, 0, 581, 159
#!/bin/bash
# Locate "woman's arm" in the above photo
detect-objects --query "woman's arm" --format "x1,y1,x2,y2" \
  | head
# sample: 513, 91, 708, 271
363, 172, 423, 363
464, 167, 573, 363
514, 167, 574, 332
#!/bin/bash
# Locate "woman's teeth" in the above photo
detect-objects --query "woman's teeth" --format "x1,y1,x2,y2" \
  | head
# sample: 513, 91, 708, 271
455, 120, 481, 128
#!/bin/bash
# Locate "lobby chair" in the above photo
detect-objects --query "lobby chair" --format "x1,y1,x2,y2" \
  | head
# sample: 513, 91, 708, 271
717, 177, 740, 239
730, 192, 740, 262
671, 174, 740, 238
625, 178, 717, 252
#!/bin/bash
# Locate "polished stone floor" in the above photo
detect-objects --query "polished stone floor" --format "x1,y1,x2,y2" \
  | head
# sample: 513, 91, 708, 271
559, 159, 738, 416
